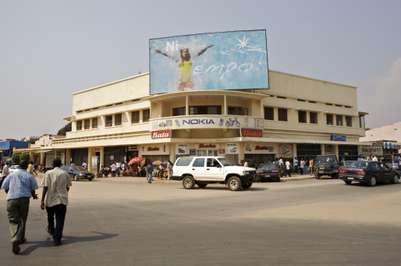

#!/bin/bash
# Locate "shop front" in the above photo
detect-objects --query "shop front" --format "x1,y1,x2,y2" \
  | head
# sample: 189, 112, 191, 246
139, 143, 170, 162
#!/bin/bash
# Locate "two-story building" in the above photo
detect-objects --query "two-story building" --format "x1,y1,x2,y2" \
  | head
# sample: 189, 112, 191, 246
50, 70, 367, 172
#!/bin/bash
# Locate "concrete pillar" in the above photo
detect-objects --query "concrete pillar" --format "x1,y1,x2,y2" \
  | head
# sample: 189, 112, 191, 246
293, 143, 297, 160
169, 143, 176, 163
88, 148, 94, 172
99, 147, 104, 169
239, 143, 245, 164
185, 95, 189, 116
65, 149, 71, 164
223, 95, 227, 115
334, 145, 339, 160
321, 144, 326, 155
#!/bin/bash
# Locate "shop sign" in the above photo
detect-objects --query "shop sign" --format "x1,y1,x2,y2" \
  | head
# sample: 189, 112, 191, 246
226, 143, 239, 154
199, 144, 217, 149
147, 146, 160, 152
330, 134, 346, 142
127, 145, 138, 151
151, 129, 172, 139
254, 145, 274, 152
241, 128, 263, 137
152, 116, 264, 130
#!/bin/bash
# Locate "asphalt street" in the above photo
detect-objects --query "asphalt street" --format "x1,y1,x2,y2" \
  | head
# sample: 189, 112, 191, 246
1, 178, 401, 266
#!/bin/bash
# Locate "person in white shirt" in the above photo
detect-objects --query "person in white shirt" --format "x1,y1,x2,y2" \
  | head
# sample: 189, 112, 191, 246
41, 159, 72, 246
372, 155, 378, 162
285, 160, 291, 177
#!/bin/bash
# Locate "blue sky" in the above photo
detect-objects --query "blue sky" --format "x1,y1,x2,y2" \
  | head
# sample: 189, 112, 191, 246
0, 0, 400, 138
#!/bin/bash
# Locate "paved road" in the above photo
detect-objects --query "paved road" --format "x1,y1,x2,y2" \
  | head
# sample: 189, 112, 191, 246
1, 178, 401, 266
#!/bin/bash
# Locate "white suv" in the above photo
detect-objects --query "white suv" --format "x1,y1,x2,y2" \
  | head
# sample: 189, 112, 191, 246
172, 156, 256, 191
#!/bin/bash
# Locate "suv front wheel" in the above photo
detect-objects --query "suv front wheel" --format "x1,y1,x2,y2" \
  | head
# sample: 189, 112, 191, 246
227, 176, 242, 191
182, 175, 195, 189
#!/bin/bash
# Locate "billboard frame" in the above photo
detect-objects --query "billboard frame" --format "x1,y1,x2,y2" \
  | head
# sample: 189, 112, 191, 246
148, 29, 269, 95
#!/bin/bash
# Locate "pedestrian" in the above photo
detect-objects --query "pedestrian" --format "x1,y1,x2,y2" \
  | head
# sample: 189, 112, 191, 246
145, 160, 154, 184
1, 160, 11, 187
243, 161, 249, 167
40, 158, 72, 246
167, 161, 173, 180
1, 160, 38, 255
27, 161, 37, 176
300, 159, 305, 175
81, 161, 88, 169
372, 155, 378, 162
110, 162, 117, 177
285, 160, 291, 177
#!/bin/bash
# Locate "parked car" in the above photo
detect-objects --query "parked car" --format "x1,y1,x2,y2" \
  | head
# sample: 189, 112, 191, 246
61, 165, 95, 181
172, 156, 256, 191
313, 155, 339, 179
255, 162, 281, 182
339, 160, 400, 186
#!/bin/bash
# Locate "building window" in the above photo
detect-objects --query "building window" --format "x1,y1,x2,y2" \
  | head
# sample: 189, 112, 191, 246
114, 113, 122, 126
189, 105, 221, 115
172, 107, 186, 116
143, 109, 150, 122
91, 118, 98, 129
309, 112, 318, 124
298, 110, 307, 123
278, 108, 288, 121
131, 111, 140, 123
346, 116, 352, 127
76, 120, 82, 130
326, 114, 333, 125
105, 115, 113, 127
336, 115, 343, 126
84, 119, 90, 130
228, 106, 248, 116
264, 107, 274, 120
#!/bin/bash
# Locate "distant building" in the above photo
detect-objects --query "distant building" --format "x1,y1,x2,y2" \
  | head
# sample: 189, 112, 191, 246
360, 122, 401, 160
0, 140, 29, 160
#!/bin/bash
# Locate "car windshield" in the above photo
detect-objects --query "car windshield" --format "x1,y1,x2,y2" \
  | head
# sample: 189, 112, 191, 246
218, 158, 236, 166
258, 163, 276, 170
344, 161, 368, 168
316, 156, 336, 163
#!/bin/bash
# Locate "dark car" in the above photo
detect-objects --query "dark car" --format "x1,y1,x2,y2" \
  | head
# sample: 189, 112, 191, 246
313, 155, 339, 179
62, 165, 95, 181
339, 160, 400, 186
255, 162, 281, 182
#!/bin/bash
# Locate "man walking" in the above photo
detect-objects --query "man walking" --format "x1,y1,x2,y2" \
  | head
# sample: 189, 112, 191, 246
145, 160, 154, 184
40, 158, 72, 246
1, 160, 38, 255
1, 160, 10, 187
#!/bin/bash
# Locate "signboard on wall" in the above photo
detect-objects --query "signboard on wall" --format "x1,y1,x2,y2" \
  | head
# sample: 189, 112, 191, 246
241, 128, 263, 137
149, 29, 269, 94
151, 129, 172, 139
152, 116, 264, 130
226, 143, 239, 154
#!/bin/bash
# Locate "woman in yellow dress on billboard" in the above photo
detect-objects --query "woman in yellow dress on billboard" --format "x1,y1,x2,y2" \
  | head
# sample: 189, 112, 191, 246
155, 45, 214, 91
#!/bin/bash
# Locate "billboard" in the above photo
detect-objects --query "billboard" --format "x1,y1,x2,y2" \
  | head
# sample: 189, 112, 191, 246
149, 29, 268, 94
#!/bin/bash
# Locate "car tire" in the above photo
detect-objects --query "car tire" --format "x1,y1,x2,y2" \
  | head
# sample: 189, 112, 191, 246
368, 176, 377, 187
197, 183, 207, 189
182, 175, 195, 189
242, 181, 252, 190
227, 176, 242, 191
344, 180, 352, 185
331, 173, 339, 179
392, 175, 399, 184
89, 178, 93, 181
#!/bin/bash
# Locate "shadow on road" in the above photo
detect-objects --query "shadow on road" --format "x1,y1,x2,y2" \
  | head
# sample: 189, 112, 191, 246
20, 231, 118, 255
186, 187, 267, 191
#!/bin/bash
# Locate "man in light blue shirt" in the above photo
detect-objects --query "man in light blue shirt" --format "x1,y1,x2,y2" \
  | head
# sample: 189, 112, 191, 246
1, 160, 38, 255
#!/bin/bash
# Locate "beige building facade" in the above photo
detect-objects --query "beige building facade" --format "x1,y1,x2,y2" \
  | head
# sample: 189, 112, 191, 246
51, 70, 367, 172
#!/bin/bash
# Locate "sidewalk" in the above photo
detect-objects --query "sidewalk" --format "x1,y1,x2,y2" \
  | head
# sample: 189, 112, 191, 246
93, 174, 314, 183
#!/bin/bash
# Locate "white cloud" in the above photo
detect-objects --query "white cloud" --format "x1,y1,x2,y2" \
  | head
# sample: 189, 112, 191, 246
360, 57, 401, 128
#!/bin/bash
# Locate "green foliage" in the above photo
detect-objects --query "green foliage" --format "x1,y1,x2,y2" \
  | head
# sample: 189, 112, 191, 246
20, 153, 30, 163
11, 153, 20, 165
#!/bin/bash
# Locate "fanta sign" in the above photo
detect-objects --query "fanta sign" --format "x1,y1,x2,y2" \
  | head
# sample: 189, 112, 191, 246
151, 129, 171, 139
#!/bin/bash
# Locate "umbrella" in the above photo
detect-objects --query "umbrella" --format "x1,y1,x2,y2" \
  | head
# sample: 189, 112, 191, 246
128, 156, 144, 166
152, 160, 162, 166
